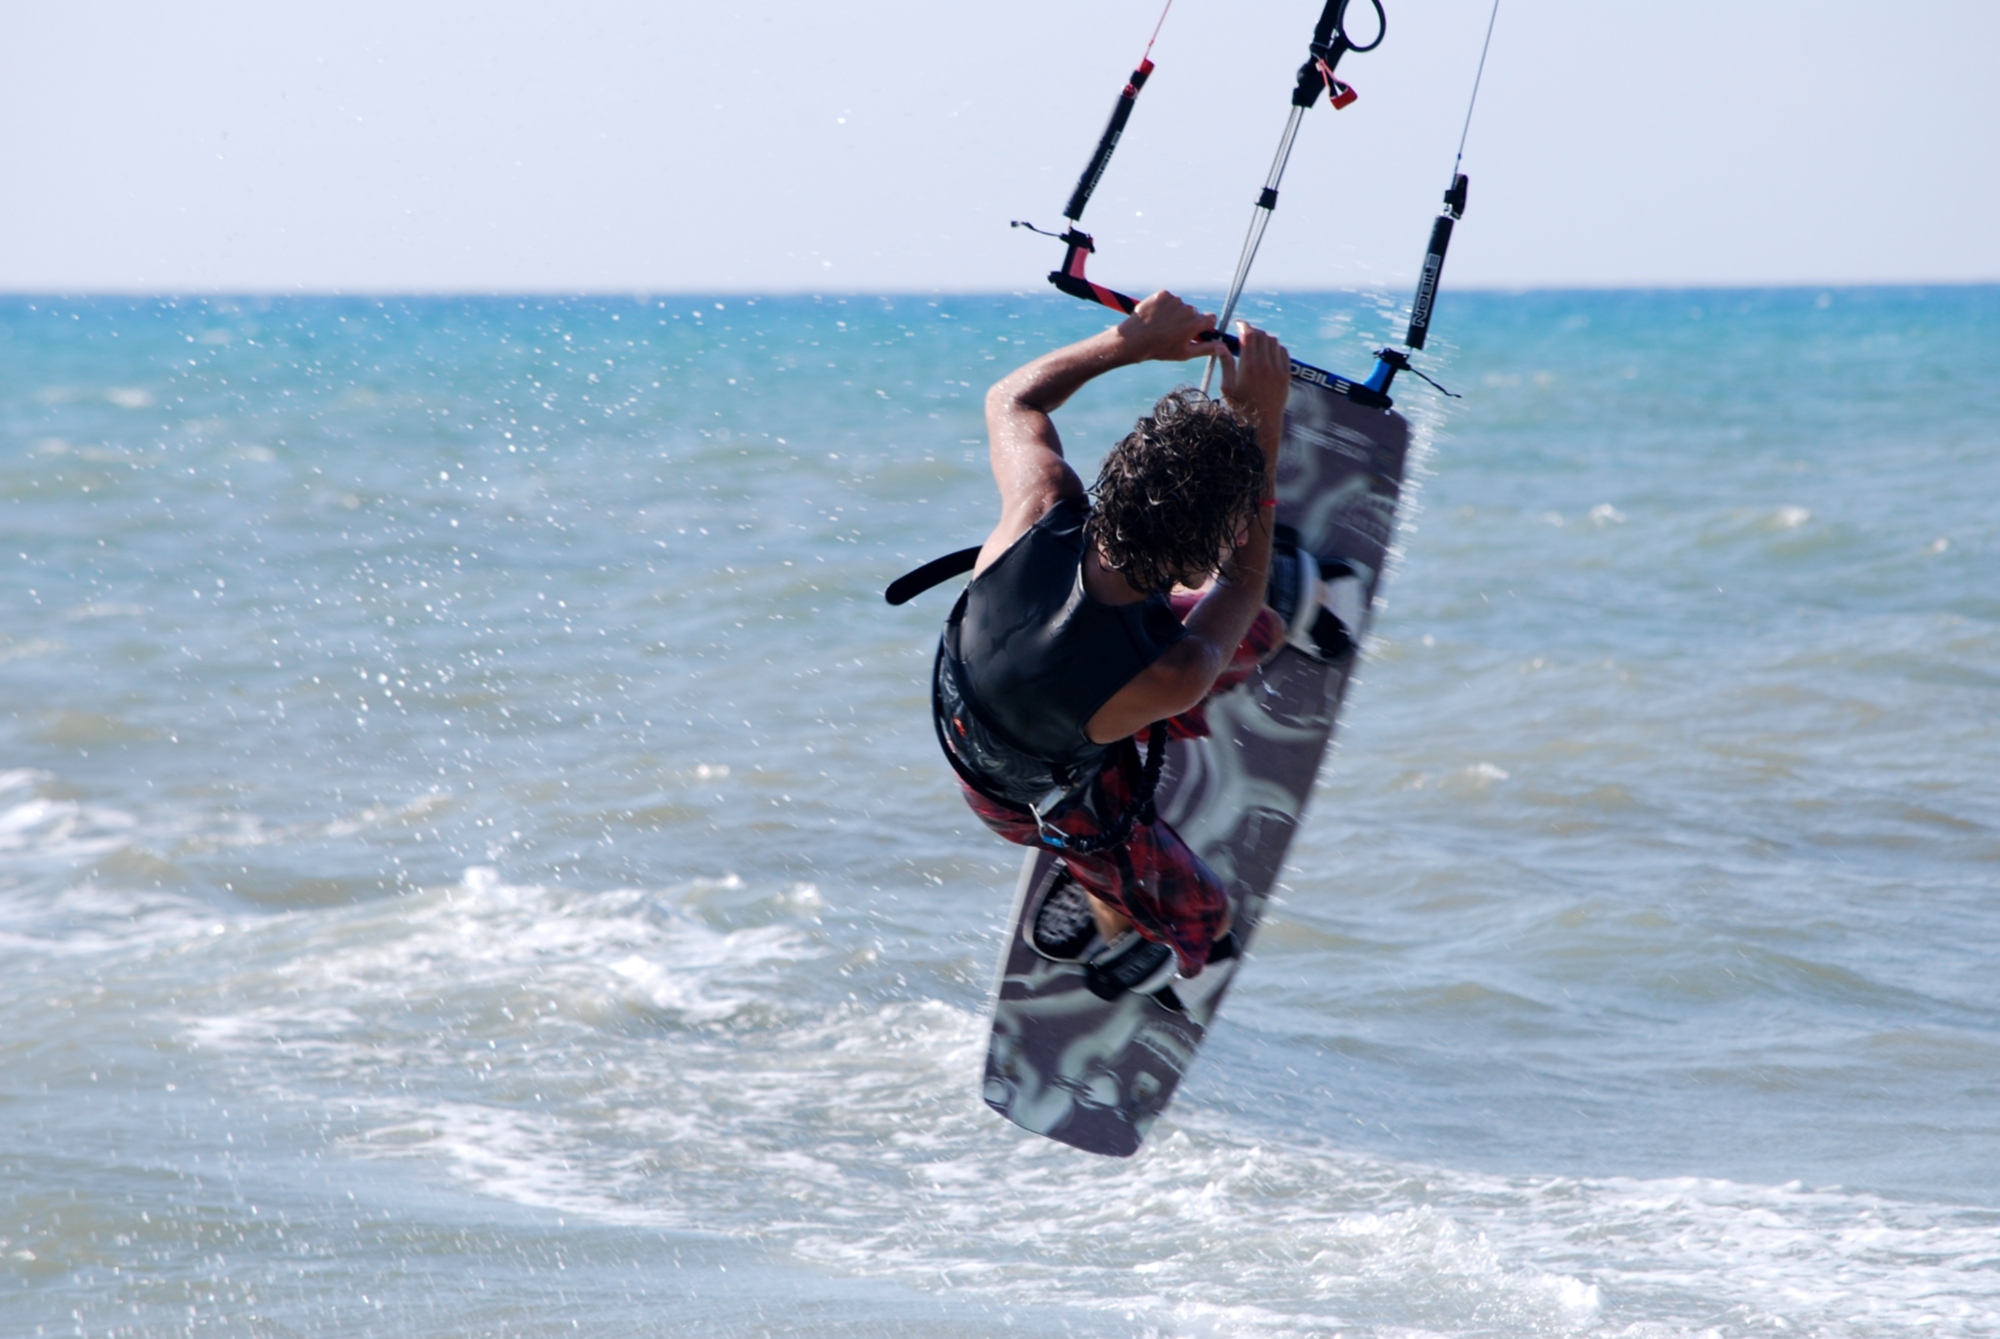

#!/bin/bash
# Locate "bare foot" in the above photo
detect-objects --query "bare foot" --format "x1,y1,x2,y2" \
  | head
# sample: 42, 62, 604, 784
1086, 893, 1234, 945
1086, 892, 1131, 941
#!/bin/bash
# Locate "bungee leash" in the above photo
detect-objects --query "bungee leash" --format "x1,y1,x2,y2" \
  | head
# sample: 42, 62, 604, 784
1022, 0, 1172, 316
1010, 0, 1245, 354
1009, 0, 1173, 317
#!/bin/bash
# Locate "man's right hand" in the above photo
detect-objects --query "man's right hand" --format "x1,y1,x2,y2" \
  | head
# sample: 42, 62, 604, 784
1216, 321, 1291, 461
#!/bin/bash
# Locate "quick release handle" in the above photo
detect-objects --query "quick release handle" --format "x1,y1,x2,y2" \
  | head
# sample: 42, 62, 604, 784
1291, 42, 1348, 108
1064, 59, 1154, 224
1404, 173, 1467, 351
1291, 0, 1385, 106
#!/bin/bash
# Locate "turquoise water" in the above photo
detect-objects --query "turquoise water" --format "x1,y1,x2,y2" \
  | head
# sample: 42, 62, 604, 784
3, 286, 1997, 1336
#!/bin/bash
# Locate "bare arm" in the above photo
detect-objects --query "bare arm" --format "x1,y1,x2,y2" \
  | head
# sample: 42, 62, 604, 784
1083, 323, 1291, 742
977, 292, 1223, 574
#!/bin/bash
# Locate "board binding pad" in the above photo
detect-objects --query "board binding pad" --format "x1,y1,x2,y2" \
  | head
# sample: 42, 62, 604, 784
981, 367, 1410, 1156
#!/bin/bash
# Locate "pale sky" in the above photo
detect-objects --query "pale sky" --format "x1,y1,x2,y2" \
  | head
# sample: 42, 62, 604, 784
3, 0, 1995, 293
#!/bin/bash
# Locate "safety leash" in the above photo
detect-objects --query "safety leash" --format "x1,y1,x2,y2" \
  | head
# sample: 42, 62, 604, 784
1361, 0, 1502, 402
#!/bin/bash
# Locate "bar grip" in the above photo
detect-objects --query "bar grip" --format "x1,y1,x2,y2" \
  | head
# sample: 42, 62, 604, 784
1049, 270, 1140, 315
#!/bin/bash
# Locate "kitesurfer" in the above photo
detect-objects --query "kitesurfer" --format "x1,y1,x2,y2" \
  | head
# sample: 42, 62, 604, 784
932, 291, 1291, 997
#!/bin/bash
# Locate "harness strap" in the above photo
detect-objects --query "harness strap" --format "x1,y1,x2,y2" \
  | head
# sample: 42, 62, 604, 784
884, 546, 980, 605
1031, 719, 1167, 856
932, 639, 1170, 855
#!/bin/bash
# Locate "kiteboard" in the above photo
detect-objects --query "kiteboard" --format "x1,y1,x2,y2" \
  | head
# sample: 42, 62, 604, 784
981, 365, 1409, 1157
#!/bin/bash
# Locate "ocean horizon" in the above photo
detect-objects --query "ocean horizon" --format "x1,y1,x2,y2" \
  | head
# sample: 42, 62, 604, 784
6, 279, 1994, 298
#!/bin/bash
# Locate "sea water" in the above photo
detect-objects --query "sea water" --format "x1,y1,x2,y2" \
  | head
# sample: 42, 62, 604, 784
2, 286, 1997, 1337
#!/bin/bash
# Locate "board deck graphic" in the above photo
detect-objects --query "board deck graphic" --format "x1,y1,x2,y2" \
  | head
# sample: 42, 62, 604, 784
981, 372, 1410, 1156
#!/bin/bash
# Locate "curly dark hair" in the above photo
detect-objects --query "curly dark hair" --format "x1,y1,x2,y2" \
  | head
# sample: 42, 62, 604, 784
1084, 388, 1266, 596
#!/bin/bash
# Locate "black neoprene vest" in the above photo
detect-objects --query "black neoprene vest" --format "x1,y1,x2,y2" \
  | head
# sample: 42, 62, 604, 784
933, 496, 1186, 807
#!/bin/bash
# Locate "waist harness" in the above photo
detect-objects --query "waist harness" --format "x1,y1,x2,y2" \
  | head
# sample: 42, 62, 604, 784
929, 497, 1183, 850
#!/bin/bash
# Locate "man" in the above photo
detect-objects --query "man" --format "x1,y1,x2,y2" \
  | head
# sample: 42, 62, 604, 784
932, 291, 1293, 1000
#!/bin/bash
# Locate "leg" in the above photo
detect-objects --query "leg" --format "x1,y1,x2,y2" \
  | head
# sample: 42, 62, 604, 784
1088, 895, 1132, 941
955, 763, 1231, 977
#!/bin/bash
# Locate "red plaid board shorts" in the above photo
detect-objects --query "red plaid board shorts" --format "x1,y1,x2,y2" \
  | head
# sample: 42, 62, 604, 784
957, 597, 1284, 977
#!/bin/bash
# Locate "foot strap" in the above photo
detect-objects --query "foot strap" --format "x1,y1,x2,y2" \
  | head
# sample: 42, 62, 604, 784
1028, 867, 1098, 961
1083, 933, 1177, 1000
